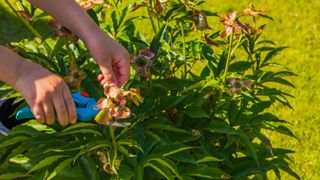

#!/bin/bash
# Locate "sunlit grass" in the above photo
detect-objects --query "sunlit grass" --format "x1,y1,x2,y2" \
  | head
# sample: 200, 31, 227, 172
207, 0, 320, 179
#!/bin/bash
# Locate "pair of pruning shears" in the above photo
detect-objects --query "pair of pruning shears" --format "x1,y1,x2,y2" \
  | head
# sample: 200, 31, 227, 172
15, 92, 100, 122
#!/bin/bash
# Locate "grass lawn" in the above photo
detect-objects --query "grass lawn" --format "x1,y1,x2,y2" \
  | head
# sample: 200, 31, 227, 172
0, 0, 319, 179
204, 1, 320, 179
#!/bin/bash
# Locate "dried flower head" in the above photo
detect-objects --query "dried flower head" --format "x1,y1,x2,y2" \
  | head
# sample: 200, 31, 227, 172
226, 77, 252, 95
243, 2, 265, 16
154, 0, 167, 15
220, 11, 254, 39
63, 64, 86, 89
131, 49, 155, 78
192, 10, 211, 31
95, 84, 143, 127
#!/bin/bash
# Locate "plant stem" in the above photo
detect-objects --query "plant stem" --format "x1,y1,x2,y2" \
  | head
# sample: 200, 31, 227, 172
148, 0, 157, 34
223, 33, 243, 83
223, 33, 234, 82
110, 126, 118, 169
180, 23, 187, 78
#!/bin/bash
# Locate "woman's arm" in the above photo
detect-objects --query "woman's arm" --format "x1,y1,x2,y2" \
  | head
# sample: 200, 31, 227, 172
27, 0, 99, 43
28, 0, 130, 87
0, 46, 77, 126
0, 46, 24, 88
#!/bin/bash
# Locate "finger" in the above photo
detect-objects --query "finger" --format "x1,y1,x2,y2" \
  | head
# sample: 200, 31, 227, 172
42, 96, 55, 125
117, 61, 130, 87
100, 62, 118, 85
97, 74, 104, 82
100, 79, 107, 86
113, 58, 130, 87
32, 102, 45, 123
62, 87, 77, 124
52, 88, 69, 127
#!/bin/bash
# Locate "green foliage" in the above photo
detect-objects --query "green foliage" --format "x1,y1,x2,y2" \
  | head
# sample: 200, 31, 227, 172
0, 0, 299, 179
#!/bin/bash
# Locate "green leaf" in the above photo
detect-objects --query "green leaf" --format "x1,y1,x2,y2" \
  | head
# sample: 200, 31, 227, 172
0, 135, 29, 147
118, 144, 137, 157
205, 121, 238, 135
263, 77, 295, 88
47, 158, 74, 180
152, 143, 196, 157
150, 23, 168, 55
146, 155, 180, 178
144, 161, 174, 180
238, 133, 260, 167
184, 106, 209, 119
78, 155, 99, 180
185, 166, 229, 179
59, 123, 98, 133
168, 151, 197, 164
28, 155, 69, 174
151, 95, 186, 114
58, 128, 102, 136
74, 140, 111, 161
118, 139, 143, 152
229, 61, 253, 72
0, 173, 30, 179
145, 124, 191, 134
267, 125, 297, 139
196, 156, 224, 163
262, 46, 288, 66
87, 9, 99, 25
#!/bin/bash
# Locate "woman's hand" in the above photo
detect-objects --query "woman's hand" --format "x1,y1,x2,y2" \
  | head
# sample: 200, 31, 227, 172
84, 32, 130, 87
27, 0, 130, 87
13, 61, 77, 126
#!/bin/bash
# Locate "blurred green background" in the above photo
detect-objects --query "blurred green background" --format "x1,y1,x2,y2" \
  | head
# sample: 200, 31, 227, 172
0, 0, 319, 179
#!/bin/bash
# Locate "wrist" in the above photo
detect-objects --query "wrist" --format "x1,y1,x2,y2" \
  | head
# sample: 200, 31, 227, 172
0, 47, 25, 88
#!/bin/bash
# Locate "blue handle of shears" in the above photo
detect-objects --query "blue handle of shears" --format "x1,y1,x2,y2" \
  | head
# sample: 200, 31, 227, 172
15, 92, 100, 122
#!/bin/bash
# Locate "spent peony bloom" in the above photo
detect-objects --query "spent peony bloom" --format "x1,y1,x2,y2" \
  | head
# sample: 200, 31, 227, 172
131, 48, 155, 78
154, 0, 167, 15
243, 2, 265, 16
192, 10, 211, 31
63, 64, 86, 89
220, 11, 253, 39
95, 83, 143, 127
226, 77, 252, 95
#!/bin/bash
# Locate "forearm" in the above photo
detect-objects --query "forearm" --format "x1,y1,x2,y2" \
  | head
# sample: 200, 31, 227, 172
27, 0, 103, 42
0, 46, 26, 88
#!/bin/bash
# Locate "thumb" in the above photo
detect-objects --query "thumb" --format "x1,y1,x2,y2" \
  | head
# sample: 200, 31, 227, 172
99, 62, 119, 86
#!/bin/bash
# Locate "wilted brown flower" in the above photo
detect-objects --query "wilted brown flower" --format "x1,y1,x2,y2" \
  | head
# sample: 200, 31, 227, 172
131, 48, 155, 78
243, 2, 265, 16
202, 34, 219, 47
96, 151, 117, 175
192, 10, 211, 31
63, 64, 86, 89
226, 77, 252, 95
220, 11, 253, 39
192, 129, 201, 137
95, 84, 143, 127
154, 0, 167, 15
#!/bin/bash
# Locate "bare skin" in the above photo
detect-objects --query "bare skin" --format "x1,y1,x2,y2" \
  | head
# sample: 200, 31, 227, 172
0, 0, 130, 126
